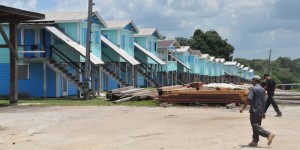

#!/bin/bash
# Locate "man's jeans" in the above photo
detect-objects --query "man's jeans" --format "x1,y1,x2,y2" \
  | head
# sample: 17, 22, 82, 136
250, 113, 270, 142
265, 92, 281, 114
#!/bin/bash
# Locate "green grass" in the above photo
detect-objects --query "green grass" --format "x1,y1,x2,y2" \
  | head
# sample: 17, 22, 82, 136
295, 88, 300, 92
0, 97, 158, 107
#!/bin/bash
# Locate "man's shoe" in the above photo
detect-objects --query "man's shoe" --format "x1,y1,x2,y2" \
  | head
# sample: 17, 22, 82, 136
275, 113, 282, 117
267, 134, 275, 145
248, 141, 258, 147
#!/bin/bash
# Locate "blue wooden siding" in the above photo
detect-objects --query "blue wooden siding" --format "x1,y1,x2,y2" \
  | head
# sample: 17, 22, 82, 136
0, 64, 10, 94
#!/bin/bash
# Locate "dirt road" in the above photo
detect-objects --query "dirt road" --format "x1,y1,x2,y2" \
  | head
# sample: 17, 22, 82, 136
0, 105, 299, 150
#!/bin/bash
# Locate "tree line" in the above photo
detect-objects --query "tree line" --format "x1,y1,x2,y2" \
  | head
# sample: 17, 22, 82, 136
235, 57, 300, 84
174, 29, 299, 84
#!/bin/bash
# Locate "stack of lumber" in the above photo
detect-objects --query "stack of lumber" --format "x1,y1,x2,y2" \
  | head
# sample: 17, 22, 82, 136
158, 86, 248, 104
158, 82, 203, 95
106, 86, 157, 103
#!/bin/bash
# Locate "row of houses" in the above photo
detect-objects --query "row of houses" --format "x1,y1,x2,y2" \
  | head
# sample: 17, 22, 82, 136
0, 6, 255, 98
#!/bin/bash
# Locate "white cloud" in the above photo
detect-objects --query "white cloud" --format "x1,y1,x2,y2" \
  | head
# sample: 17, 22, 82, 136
1, 0, 299, 59
0, 0, 37, 10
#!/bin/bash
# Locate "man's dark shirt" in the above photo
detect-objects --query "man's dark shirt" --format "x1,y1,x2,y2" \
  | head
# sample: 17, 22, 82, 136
248, 83, 266, 116
265, 78, 276, 96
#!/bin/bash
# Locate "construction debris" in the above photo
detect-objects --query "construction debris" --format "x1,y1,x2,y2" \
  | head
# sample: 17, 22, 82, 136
106, 86, 157, 103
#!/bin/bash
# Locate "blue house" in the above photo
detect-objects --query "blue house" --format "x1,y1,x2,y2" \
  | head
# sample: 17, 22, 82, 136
134, 28, 165, 87
100, 20, 140, 90
189, 50, 201, 82
173, 46, 192, 84
157, 40, 181, 86
0, 12, 106, 97
199, 54, 210, 84
219, 58, 225, 83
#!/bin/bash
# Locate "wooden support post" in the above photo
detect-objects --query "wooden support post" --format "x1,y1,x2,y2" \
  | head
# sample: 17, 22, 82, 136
91, 65, 95, 98
97, 65, 102, 95
9, 23, 18, 104
43, 62, 47, 99
125, 62, 128, 84
76, 62, 81, 98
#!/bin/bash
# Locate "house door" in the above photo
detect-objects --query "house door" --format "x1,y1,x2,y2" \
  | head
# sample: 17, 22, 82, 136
62, 63, 68, 96
24, 29, 36, 58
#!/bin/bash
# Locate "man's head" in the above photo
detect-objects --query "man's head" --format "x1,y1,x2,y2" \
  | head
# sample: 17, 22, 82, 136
263, 74, 270, 79
251, 75, 261, 85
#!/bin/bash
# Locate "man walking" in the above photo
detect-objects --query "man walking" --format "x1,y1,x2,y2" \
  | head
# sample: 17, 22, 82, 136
240, 75, 275, 147
264, 74, 282, 117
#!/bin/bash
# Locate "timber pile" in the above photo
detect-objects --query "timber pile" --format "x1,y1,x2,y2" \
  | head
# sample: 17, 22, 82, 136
157, 82, 204, 95
106, 86, 157, 103
158, 83, 248, 104
158, 90, 248, 104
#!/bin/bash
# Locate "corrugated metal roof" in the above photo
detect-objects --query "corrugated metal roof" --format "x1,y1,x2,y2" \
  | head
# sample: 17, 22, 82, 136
134, 42, 165, 65
101, 35, 140, 65
176, 46, 190, 53
169, 54, 191, 70
134, 28, 162, 39
224, 61, 237, 65
105, 20, 138, 33
45, 26, 104, 65
243, 67, 250, 70
157, 40, 180, 48
200, 54, 209, 58
189, 50, 201, 55
35, 12, 107, 27
209, 56, 215, 61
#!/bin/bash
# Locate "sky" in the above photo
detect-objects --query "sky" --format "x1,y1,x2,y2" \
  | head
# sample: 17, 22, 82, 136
1, 0, 300, 60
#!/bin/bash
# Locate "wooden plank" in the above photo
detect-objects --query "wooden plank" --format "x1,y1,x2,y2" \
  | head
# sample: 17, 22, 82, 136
113, 96, 134, 103
110, 86, 134, 93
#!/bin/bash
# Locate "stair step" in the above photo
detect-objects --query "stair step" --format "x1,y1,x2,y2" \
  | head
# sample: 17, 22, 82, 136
50, 60, 56, 64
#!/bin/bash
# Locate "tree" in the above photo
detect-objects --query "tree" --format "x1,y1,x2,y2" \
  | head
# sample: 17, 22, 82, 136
175, 28, 235, 60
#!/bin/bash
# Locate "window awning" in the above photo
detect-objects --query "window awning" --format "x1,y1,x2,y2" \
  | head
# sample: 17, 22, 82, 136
169, 54, 191, 70
44, 26, 104, 65
101, 35, 140, 65
134, 42, 165, 65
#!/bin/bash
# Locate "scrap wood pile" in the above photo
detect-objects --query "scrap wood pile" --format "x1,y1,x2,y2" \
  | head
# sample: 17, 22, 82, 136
106, 86, 157, 103
158, 82, 248, 104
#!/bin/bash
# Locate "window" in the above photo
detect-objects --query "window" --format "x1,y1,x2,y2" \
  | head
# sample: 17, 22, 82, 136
18, 64, 29, 80
83, 28, 87, 45
121, 34, 125, 49
148, 41, 152, 52
94, 30, 100, 44
130, 36, 134, 48
103, 33, 109, 39
154, 42, 157, 51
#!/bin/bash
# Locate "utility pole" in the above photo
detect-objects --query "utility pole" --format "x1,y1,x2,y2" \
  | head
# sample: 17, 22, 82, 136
268, 49, 271, 74
84, 0, 94, 100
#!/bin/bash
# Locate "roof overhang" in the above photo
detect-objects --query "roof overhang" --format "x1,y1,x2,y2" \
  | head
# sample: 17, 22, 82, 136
0, 5, 45, 23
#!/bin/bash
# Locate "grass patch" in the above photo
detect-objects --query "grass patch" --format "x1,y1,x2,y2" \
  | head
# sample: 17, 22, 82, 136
295, 88, 300, 92
0, 97, 158, 107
